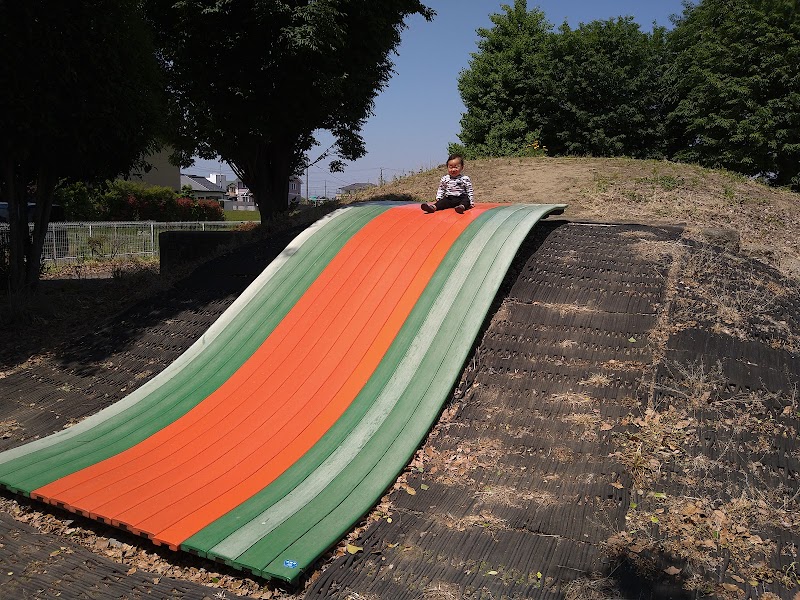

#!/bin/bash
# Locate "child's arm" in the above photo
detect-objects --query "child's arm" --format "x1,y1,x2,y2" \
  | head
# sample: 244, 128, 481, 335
463, 175, 475, 206
435, 175, 447, 201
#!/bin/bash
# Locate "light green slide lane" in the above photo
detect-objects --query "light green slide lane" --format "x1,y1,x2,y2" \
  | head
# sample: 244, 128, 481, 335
0, 205, 391, 494
258, 204, 564, 582
182, 206, 500, 556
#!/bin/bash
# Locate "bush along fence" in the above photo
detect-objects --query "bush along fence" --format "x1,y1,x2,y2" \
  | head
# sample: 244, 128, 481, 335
0, 221, 250, 266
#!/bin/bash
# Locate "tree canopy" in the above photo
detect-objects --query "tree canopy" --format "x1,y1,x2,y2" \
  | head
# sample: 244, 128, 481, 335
453, 0, 667, 160
146, 0, 433, 218
544, 17, 667, 158
453, 0, 800, 191
454, 1, 553, 158
0, 0, 164, 294
664, 0, 800, 188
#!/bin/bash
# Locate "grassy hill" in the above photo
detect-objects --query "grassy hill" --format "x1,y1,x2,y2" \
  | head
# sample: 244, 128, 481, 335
351, 157, 800, 280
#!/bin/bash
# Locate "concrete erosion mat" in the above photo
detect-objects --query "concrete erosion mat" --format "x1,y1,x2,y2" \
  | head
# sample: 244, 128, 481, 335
1, 210, 799, 599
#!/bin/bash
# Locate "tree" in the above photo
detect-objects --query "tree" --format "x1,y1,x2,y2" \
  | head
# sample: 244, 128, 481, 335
146, 0, 433, 219
664, 0, 800, 189
453, 1, 668, 160
453, 0, 554, 158
545, 18, 668, 158
0, 0, 164, 296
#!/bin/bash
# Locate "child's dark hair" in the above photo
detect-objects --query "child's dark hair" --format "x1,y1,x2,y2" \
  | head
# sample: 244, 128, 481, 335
447, 153, 464, 166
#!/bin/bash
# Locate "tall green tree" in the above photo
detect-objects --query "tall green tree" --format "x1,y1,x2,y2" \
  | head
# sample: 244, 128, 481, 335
147, 0, 433, 218
545, 17, 668, 158
453, 1, 668, 160
665, 0, 800, 189
0, 0, 163, 295
453, 0, 553, 158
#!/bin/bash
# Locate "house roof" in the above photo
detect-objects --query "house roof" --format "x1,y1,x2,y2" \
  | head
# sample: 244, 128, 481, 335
181, 174, 226, 193
339, 182, 376, 193
225, 177, 301, 190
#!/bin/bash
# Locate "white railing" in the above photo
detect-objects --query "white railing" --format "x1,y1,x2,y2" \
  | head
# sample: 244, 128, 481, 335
0, 221, 250, 265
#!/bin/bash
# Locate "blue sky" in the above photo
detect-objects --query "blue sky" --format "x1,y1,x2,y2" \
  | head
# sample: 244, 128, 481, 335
192, 0, 689, 198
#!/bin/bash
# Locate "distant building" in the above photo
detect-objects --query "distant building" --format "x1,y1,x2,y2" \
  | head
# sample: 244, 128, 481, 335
208, 173, 228, 189
339, 182, 377, 195
180, 174, 226, 201
223, 178, 256, 212
288, 177, 302, 204
129, 148, 181, 190
223, 176, 303, 211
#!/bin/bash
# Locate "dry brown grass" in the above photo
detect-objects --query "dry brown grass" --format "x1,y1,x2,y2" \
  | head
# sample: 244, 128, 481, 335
422, 582, 463, 600
563, 409, 602, 432
564, 576, 623, 600
440, 510, 508, 532
672, 247, 800, 351
605, 359, 800, 596
353, 156, 800, 280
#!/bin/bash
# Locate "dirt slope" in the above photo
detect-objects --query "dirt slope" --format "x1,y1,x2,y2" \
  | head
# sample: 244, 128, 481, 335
353, 157, 800, 280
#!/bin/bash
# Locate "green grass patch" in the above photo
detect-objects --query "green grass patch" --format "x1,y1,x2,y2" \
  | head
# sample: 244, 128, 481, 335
593, 172, 618, 193
224, 210, 261, 221
637, 174, 685, 191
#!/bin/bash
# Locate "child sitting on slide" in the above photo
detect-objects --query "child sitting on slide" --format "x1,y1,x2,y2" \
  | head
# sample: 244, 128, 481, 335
421, 153, 474, 214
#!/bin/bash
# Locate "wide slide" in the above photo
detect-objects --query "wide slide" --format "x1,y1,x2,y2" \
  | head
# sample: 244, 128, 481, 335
0, 202, 565, 582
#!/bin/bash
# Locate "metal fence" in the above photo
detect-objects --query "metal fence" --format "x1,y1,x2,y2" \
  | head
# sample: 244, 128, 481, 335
0, 221, 250, 266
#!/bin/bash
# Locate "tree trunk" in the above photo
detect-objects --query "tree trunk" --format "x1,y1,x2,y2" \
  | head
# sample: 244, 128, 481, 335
775, 153, 800, 189
0, 159, 55, 297
264, 148, 291, 219
26, 168, 57, 290
2, 158, 31, 296
237, 140, 292, 221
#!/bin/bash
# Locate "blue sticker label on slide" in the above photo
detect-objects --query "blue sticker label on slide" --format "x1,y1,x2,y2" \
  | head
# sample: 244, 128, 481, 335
283, 560, 298, 569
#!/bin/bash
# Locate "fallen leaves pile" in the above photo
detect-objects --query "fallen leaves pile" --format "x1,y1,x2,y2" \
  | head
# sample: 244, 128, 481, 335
0, 495, 291, 599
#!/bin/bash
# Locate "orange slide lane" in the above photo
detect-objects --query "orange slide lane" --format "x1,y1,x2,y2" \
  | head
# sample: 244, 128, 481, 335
34, 204, 483, 547
148, 207, 482, 546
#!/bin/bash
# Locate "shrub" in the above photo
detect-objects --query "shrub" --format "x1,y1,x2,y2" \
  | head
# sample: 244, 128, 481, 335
103, 180, 179, 220
55, 181, 104, 220
86, 235, 105, 256
175, 197, 195, 221
100, 180, 222, 221
51, 180, 225, 222
197, 199, 224, 221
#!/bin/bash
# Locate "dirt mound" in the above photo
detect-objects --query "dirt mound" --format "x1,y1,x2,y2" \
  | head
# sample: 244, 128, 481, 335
353, 156, 800, 279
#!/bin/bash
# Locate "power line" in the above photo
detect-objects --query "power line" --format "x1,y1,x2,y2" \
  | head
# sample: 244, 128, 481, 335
343, 166, 407, 174
310, 163, 355, 186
